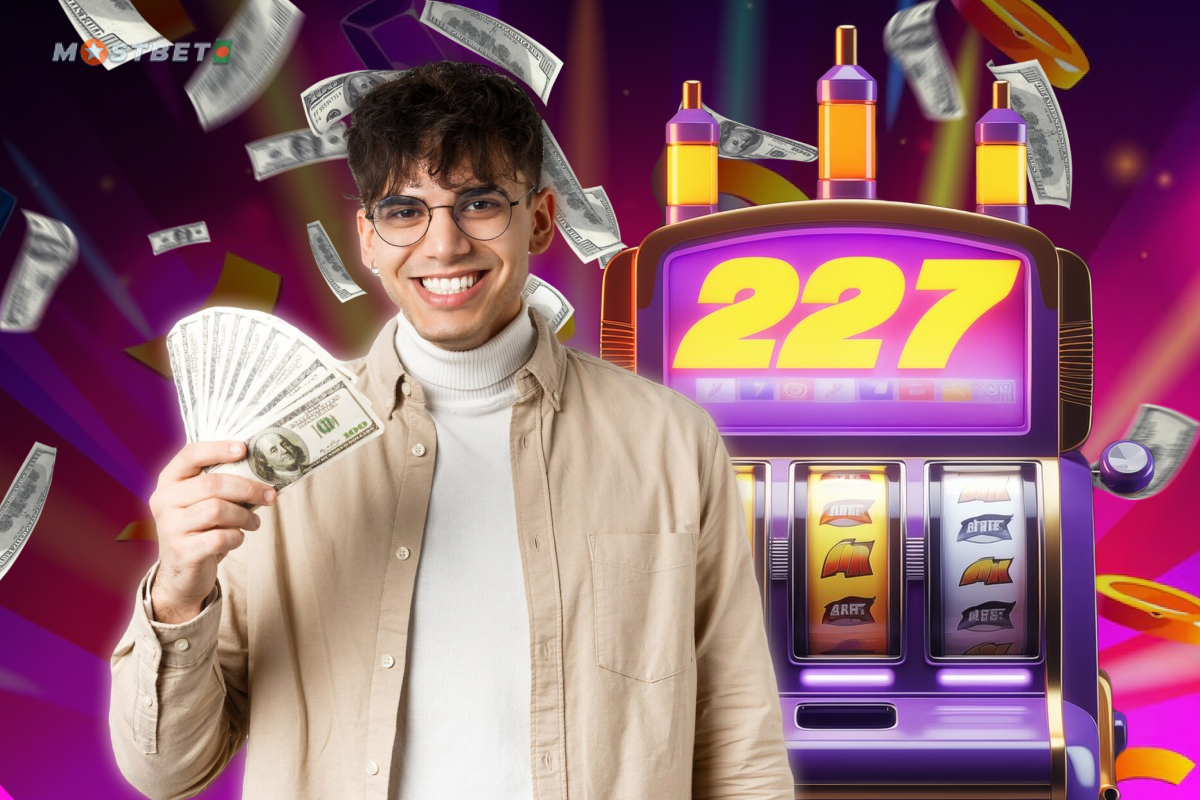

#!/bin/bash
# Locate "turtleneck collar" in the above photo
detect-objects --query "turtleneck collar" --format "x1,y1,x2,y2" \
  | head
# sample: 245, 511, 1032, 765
392, 297, 538, 410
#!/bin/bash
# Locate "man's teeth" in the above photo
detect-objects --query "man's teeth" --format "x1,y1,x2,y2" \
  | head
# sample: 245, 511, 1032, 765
420, 272, 480, 295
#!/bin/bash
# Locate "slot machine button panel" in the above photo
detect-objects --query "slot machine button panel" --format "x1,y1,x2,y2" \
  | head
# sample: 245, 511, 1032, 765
795, 703, 897, 730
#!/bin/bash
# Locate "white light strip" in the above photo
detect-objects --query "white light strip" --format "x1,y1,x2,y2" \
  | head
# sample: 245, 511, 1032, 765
801, 669, 895, 687
937, 669, 1032, 687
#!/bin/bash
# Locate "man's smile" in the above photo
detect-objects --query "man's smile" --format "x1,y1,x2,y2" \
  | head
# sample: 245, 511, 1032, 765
411, 268, 491, 304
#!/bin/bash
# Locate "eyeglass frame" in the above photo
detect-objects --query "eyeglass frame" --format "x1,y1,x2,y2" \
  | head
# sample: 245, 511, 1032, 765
365, 184, 538, 248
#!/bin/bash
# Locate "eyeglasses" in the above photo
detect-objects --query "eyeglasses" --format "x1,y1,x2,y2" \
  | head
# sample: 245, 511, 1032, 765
366, 185, 536, 248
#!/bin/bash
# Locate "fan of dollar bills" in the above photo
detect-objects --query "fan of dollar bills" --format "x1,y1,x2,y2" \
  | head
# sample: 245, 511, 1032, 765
165, 308, 384, 494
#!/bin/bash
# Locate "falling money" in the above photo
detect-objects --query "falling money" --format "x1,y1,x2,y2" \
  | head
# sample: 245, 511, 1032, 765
301, 70, 406, 136
540, 122, 622, 263
0, 211, 79, 333
307, 221, 366, 302
185, 0, 304, 131
149, 222, 210, 255
420, 1, 563, 104
0, 443, 56, 583
1093, 405, 1198, 498
987, 59, 1073, 207
701, 103, 819, 161
883, 0, 965, 120
246, 121, 349, 180
522, 274, 573, 333
55, 0, 170, 71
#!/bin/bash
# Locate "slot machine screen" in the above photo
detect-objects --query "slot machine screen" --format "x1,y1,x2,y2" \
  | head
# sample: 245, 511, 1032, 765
662, 227, 1031, 436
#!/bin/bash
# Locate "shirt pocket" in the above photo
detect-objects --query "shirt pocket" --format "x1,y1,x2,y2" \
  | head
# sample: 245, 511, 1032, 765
588, 532, 698, 683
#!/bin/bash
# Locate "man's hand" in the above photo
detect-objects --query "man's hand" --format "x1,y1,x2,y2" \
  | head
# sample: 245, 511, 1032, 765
148, 441, 276, 623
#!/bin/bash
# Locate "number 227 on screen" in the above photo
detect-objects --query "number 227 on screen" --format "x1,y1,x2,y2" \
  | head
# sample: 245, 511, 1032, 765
672, 256, 1020, 371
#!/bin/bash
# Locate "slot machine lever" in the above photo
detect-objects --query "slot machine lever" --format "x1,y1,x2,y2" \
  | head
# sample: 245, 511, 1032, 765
1096, 440, 1155, 495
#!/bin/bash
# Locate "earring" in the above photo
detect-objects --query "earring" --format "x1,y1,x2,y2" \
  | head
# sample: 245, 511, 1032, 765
370, 259, 379, 276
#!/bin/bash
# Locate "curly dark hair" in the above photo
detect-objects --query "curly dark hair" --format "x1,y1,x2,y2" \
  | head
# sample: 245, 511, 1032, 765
345, 61, 543, 214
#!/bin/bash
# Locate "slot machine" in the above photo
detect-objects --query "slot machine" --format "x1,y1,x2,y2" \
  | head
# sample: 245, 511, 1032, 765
598, 26, 1144, 800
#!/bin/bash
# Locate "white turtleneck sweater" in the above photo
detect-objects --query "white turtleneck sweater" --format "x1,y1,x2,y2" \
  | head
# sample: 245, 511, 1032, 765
390, 299, 539, 800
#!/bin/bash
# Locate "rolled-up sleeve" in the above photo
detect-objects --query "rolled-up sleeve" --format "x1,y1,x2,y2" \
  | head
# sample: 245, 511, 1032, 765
109, 547, 250, 800
691, 423, 794, 799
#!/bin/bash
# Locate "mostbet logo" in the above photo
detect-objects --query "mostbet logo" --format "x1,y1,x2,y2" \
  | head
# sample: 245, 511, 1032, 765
959, 556, 1014, 586
822, 595, 876, 626
820, 538, 874, 579
819, 499, 874, 527
958, 600, 1017, 631
54, 39, 233, 65
957, 513, 1014, 543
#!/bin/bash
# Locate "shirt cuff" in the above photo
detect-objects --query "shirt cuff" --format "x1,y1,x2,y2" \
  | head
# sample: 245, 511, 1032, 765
138, 562, 223, 668
144, 560, 220, 623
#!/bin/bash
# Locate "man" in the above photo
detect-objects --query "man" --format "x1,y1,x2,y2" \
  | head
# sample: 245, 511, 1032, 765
109, 61, 792, 800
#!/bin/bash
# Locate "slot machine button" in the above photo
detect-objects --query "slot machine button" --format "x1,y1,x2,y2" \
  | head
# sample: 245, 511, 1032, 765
1098, 440, 1154, 495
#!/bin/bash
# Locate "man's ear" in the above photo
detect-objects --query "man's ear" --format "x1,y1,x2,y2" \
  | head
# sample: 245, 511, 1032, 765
356, 208, 375, 267
528, 187, 555, 255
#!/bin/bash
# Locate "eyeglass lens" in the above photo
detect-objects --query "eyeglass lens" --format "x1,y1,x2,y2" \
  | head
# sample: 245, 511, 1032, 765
372, 189, 515, 247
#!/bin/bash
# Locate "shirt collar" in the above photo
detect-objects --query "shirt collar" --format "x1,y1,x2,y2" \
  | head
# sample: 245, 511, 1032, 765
365, 303, 566, 418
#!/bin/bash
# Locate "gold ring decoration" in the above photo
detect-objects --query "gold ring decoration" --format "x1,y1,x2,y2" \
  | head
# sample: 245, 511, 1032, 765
1097, 574, 1200, 644
950, 0, 1090, 88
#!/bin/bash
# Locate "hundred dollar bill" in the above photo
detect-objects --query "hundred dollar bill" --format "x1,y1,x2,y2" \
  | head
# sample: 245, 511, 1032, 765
598, 248, 625, 270
697, 103, 818, 162
307, 221, 366, 302
207, 377, 384, 500
884, 0, 965, 120
247, 121, 349, 180
584, 187, 625, 268
0, 211, 79, 333
149, 221, 210, 255
0, 443, 56, 583
420, 1, 562, 104
185, 0, 304, 131
1094, 405, 1198, 499
540, 123, 622, 263
522, 274, 573, 333
987, 59, 1072, 207
55, 0, 170, 71
301, 71, 405, 136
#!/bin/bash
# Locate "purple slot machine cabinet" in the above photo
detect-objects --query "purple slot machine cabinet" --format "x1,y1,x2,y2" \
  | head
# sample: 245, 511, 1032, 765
597, 28, 1139, 800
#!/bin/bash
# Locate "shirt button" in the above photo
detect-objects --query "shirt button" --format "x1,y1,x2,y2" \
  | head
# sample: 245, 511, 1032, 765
366, 761, 379, 776
401, 382, 412, 396
396, 546, 411, 560
552, 391, 560, 402
411, 443, 426, 456
381, 655, 395, 669
174, 638, 189, 651
141, 693, 153, 707
541, 752, 553, 770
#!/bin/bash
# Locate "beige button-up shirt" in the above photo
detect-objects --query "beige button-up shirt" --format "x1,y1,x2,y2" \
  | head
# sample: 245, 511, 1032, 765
109, 306, 793, 800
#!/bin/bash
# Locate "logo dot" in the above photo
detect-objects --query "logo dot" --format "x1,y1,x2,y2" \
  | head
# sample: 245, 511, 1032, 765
215, 46, 230, 58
